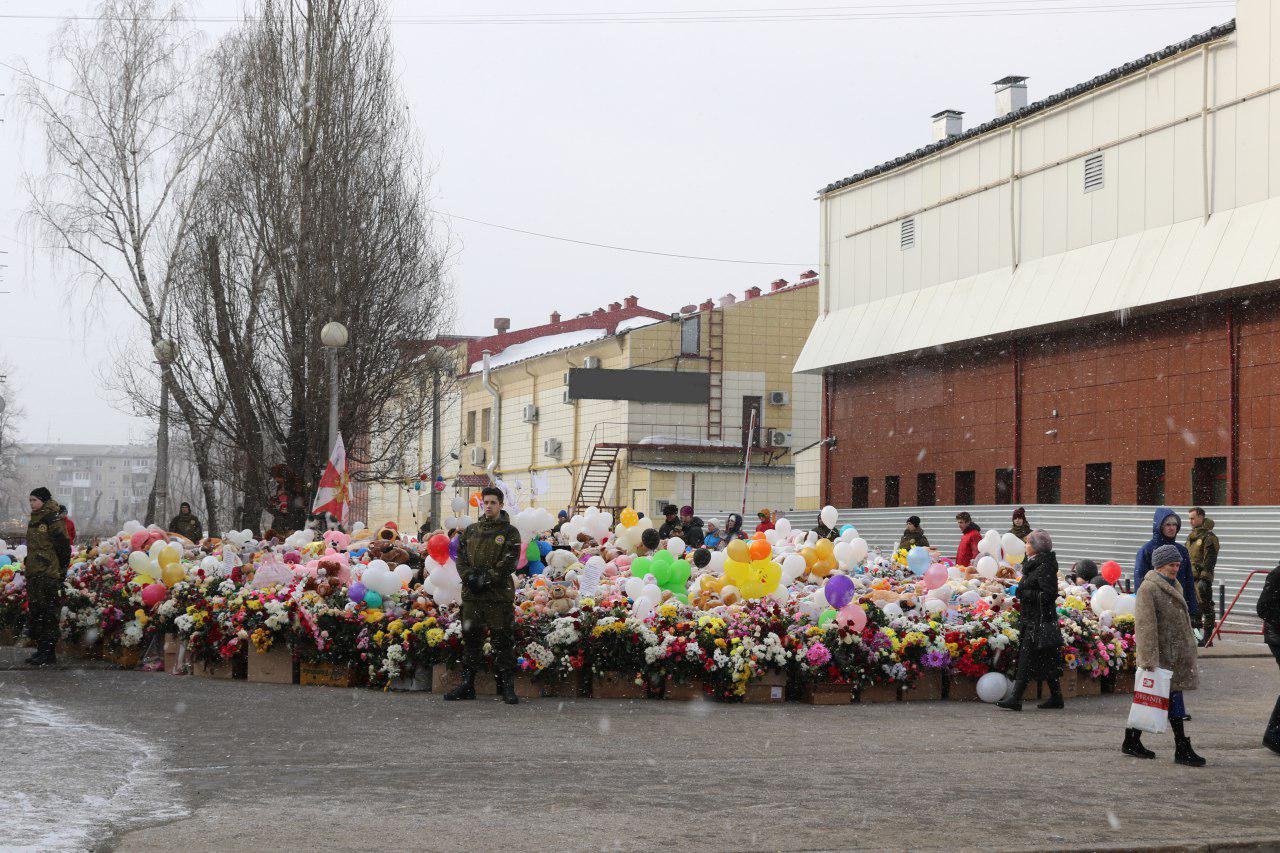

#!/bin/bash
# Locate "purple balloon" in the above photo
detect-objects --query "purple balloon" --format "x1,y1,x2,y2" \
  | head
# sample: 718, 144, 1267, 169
347, 581, 367, 603
824, 574, 855, 610
449, 537, 460, 560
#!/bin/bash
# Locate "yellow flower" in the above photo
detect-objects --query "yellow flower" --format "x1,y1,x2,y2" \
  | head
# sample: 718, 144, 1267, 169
1064, 595, 1085, 610
387, 619, 404, 635
373, 631, 386, 645
425, 627, 445, 646
246, 599, 263, 611
136, 614, 150, 627
364, 609, 384, 623
412, 621, 427, 634
134, 609, 147, 621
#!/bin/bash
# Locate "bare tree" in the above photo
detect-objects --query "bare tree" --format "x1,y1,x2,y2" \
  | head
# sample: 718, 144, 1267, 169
17, 0, 225, 529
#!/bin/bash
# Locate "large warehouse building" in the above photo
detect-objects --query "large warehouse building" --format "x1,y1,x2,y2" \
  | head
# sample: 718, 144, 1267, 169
797, 0, 1280, 517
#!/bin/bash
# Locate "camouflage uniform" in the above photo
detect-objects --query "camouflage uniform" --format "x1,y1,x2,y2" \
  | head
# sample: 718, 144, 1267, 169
456, 510, 521, 674
25, 498, 71, 657
1187, 517, 1220, 635
168, 507, 203, 543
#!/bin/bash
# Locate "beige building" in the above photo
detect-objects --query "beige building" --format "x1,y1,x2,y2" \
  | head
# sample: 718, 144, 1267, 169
367, 274, 822, 529
8, 443, 155, 529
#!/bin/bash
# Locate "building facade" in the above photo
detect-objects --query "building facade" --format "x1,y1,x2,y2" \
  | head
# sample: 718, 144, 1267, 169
797, 1, 1280, 510
8, 444, 155, 530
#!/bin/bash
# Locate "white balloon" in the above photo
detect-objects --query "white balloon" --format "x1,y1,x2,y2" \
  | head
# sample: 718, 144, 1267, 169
1091, 585, 1119, 616
882, 601, 903, 619
764, 530, 779, 545
451, 496, 466, 514
959, 590, 981, 606
707, 551, 727, 574
805, 531, 819, 547
833, 542, 854, 567
774, 518, 792, 538
1114, 593, 1137, 617
847, 538, 869, 565
924, 598, 946, 614
977, 556, 998, 580
423, 558, 462, 607
624, 577, 645, 599
978, 530, 1002, 558
1000, 533, 1026, 561
976, 672, 1010, 703
666, 537, 686, 558
820, 506, 838, 528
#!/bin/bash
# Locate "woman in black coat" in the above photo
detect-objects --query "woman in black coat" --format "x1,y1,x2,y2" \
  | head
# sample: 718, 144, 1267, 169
997, 529, 1065, 711
1258, 563, 1280, 753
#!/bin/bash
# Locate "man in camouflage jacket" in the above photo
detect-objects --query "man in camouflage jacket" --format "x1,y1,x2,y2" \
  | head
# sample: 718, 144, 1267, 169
25, 487, 71, 667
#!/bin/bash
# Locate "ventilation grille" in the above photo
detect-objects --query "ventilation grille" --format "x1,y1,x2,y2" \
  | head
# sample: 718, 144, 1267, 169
1083, 153, 1105, 193
899, 218, 916, 250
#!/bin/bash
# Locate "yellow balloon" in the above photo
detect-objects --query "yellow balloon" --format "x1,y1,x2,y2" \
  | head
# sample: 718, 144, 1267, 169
724, 558, 782, 599
726, 539, 751, 564
158, 545, 180, 568
1006, 552, 1024, 565
810, 558, 836, 579
800, 547, 818, 568
135, 573, 154, 586
620, 508, 639, 528
161, 564, 185, 586
814, 538, 835, 561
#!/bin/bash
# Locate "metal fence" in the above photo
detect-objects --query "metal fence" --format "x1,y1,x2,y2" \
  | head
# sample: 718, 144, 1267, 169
778, 504, 1274, 642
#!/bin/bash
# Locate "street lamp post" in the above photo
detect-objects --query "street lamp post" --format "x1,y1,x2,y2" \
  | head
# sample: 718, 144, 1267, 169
427, 345, 450, 530
320, 321, 349, 454
153, 338, 178, 525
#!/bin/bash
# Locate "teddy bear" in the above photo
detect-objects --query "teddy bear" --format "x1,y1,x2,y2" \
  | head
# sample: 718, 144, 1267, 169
543, 549, 578, 581
547, 581, 578, 615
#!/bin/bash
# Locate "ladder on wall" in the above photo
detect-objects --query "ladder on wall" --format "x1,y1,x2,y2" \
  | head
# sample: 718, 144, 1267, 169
572, 444, 621, 514
707, 307, 724, 441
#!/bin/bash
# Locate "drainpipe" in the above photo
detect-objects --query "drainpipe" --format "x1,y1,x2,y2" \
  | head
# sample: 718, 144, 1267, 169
1013, 341, 1023, 504
1227, 304, 1240, 505
482, 350, 501, 484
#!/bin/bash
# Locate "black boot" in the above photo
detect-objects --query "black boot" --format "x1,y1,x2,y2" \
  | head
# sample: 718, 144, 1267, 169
499, 671, 519, 705
1171, 719, 1206, 767
996, 679, 1027, 711
1038, 679, 1065, 709
1264, 696, 1280, 754
443, 669, 476, 701
1122, 727, 1156, 759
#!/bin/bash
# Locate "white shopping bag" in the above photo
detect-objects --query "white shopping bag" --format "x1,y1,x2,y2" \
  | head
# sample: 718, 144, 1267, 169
1127, 667, 1173, 734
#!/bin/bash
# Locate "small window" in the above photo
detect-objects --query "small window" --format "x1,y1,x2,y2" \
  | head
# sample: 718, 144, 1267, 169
994, 468, 1014, 504
851, 477, 869, 509
480, 408, 492, 443
680, 316, 700, 356
1085, 462, 1112, 505
1192, 456, 1228, 506
954, 470, 976, 506
1137, 460, 1165, 505
1083, 152, 1104, 193
916, 473, 937, 507
466, 410, 477, 443
900, 218, 916, 250
884, 475, 900, 508
1037, 466, 1062, 504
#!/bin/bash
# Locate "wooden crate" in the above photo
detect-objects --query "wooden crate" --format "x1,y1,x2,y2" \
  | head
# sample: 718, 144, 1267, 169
857, 683, 900, 703
432, 664, 498, 695
900, 672, 944, 702
248, 646, 295, 685
743, 671, 788, 704
661, 679, 705, 701
103, 645, 141, 669
591, 672, 646, 700
945, 675, 981, 701
1106, 671, 1135, 695
804, 682, 854, 705
300, 661, 359, 688
195, 659, 237, 680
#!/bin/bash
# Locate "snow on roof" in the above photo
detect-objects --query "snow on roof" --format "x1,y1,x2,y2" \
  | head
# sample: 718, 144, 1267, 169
469, 327, 609, 372
614, 315, 663, 334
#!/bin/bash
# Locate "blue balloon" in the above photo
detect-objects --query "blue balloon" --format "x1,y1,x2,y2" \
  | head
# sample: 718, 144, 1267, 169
537, 540, 553, 559
906, 546, 931, 577
364, 589, 383, 609
527, 560, 545, 576
839, 525, 855, 535
0, 555, 11, 567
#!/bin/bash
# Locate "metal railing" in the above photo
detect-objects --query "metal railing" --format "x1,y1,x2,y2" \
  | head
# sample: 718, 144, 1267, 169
1210, 571, 1268, 643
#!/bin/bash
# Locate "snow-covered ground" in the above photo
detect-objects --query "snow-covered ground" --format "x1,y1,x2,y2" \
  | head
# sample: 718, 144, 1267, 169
0, 696, 186, 850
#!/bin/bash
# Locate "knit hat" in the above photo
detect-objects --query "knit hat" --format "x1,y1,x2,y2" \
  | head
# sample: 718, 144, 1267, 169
30, 487, 52, 503
907, 515, 921, 527
680, 505, 693, 518
1152, 544, 1182, 570
1012, 507, 1027, 521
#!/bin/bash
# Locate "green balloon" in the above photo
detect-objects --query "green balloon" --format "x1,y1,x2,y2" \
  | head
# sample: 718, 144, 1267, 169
818, 608, 838, 628
526, 541, 541, 561
631, 556, 653, 578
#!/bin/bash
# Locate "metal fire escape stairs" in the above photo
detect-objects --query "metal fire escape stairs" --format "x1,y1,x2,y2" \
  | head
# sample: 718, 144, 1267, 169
572, 442, 621, 514
707, 308, 725, 442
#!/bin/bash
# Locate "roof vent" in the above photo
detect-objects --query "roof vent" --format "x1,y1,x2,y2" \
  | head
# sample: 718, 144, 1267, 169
1084, 152, 1105, 193
744, 286, 762, 299
718, 293, 737, 308
550, 311, 561, 324
900, 218, 916, 250
993, 76, 1028, 117
931, 109, 964, 141
493, 317, 511, 334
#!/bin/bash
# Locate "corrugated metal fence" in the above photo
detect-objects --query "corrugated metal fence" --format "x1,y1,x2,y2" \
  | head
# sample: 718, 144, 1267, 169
779, 504, 1273, 641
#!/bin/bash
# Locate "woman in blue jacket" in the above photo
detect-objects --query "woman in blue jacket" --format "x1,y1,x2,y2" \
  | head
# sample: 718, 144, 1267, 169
1134, 508, 1198, 623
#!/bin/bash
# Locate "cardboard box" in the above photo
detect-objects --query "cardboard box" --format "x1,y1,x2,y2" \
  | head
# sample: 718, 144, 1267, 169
163, 636, 186, 674
742, 671, 788, 704
248, 646, 295, 684
104, 645, 141, 669
900, 672, 944, 702
945, 675, 981, 701
856, 683, 900, 703
195, 659, 236, 680
803, 682, 854, 705
661, 679, 704, 701
389, 664, 432, 692
300, 661, 358, 687
432, 664, 497, 695
591, 672, 646, 699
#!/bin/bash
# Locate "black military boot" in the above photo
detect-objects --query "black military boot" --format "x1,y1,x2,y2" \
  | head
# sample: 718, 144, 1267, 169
1264, 697, 1280, 754
1038, 679, 1065, 709
443, 669, 476, 701
995, 679, 1028, 711
1171, 719, 1206, 767
1122, 727, 1156, 759
499, 671, 519, 705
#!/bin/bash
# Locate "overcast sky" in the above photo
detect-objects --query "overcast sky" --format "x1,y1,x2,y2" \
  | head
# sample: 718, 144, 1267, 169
0, 0, 1234, 445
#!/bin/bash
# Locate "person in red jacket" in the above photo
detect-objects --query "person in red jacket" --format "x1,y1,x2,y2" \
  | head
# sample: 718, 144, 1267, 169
755, 509, 774, 535
955, 511, 981, 567
65, 515, 76, 547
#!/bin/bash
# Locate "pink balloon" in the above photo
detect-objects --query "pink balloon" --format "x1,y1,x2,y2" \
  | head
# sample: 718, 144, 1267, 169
140, 582, 168, 609
836, 603, 867, 632
923, 564, 948, 591
129, 531, 150, 553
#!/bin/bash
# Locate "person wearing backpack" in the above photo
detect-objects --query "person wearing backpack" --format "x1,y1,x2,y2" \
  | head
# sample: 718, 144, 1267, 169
1257, 562, 1280, 754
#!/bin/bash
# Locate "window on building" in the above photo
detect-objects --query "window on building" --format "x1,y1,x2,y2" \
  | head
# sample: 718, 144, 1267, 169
1085, 462, 1112, 505
1137, 460, 1165, 506
954, 470, 976, 506
1192, 456, 1228, 506
917, 473, 937, 507
680, 316, 700, 356
480, 408, 491, 443
851, 477, 869, 509
1037, 466, 1062, 504
884, 475, 900, 508
994, 468, 1014, 504
466, 410, 477, 443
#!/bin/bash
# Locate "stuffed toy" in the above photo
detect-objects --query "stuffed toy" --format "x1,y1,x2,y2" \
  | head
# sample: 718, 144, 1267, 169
547, 581, 578, 615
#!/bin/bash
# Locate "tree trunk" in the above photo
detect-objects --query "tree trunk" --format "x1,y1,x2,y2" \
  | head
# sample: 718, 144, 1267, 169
144, 382, 170, 526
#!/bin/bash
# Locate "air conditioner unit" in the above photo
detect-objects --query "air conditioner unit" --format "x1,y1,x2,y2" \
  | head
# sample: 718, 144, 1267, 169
468, 446, 487, 466
522, 404, 539, 423
768, 429, 792, 448
543, 438, 562, 459
583, 356, 601, 369
768, 390, 789, 406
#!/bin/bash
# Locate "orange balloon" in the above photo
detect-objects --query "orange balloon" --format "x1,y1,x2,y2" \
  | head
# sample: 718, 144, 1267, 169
800, 547, 818, 568
752, 531, 766, 540
469, 492, 481, 507
748, 539, 771, 561
810, 558, 836, 579
815, 539, 835, 560
726, 539, 751, 564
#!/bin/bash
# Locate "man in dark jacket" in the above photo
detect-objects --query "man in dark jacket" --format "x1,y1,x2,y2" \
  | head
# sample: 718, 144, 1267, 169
1186, 507, 1220, 646
1257, 563, 1280, 753
168, 502, 203, 543
24, 487, 71, 667
684, 517, 706, 549
1135, 507, 1197, 622
898, 516, 929, 552
445, 486, 522, 705
658, 505, 684, 540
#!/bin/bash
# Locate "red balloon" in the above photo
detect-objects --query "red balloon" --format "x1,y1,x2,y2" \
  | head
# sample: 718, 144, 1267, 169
140, 582, 168, 610
1100, 561, 1122, 585
427, 533, 451, 565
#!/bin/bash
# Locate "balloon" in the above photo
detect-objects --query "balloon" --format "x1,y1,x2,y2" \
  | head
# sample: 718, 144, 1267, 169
148, 539, 167, 558
799, 547, 818, 568
976, 672, 1010, 703
667, 537, 686, 558
976, 555, 998, 580
748, 539, 771, 561
348, 582, 367, 602
364, 589, 383, 609
780, 554, 806, 584
620, 508, 639, 528
726, 539, 750, 564
140, 582, 167, 609
922, 563, 948, 591
1000, 533, 1026, 565
623, 577, 645, 600
158, 543, 182, 568
469, 493, 482, 507
810, 558, 836, 580
1114, 593, 1137, 617
1100, 561, 1123, 585
451, 495, 466, 514
1091, 585, 1119, 616
906, 546, 932, 576
135, 573, 154, 586
814, 538, 834, 561
820, 505, 838, 528
824, 574, 855, 609
723, 558, 781, 599
959, 590, 981, 606
924, 598, 946, 614
128, 551, 151, 574
161, 563, 184, 587
836, 602, 867, 631
774, 518, 792, 538
978, 530, 1002, 558
427, 534, 451, 565
818, 608, 837, 628
847, 538, 868, 565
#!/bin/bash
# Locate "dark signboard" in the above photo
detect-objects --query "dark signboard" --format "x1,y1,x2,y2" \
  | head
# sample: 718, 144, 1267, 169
567, 368, 710, 405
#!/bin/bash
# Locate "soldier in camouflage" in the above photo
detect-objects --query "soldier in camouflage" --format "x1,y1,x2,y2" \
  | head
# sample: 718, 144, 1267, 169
168, 501, 203, 543
444, 485, 522, 705
24, 487, 71, 667
1187, 507, 1220, 647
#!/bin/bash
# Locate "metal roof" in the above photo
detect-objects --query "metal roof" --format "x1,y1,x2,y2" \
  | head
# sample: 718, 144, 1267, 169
633, 463, 794, 475
819, 20, 1236, 197
15, 443, 153, 458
